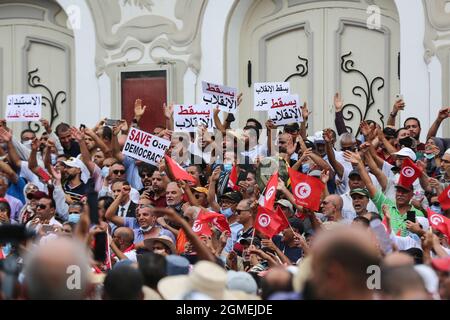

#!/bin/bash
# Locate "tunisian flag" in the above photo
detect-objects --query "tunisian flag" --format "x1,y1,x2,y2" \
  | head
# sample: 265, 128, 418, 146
288, 168, 324, 212
427, 208, 450, 239
192, 211, 212, 236
398, 158, 422, 188
164, 155, 197, 183
255, 206, 282, 238
259, 171, 278, 210
275, 205, 290, 231
196, 210, 231, 233
438, 185, 450, 211
227, 165, 240, 191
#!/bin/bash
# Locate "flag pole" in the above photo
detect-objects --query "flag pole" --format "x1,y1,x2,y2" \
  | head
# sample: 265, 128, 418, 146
249, 227, 256, 247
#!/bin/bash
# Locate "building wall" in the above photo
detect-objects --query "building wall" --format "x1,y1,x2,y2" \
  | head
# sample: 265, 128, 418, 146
54, 0, 447, 140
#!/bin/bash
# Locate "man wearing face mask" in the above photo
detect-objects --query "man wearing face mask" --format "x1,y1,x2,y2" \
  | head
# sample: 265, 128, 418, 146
105, 187, 175, 249
218, 191, 243, 254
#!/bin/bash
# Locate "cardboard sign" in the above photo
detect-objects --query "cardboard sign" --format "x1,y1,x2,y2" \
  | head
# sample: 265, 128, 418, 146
201, 81, 237, 114
173, 104, 214, 132
267, 94, 303, 126
254, 82, 290, 111
122, 128, 170, 166
6, 94, 42, 122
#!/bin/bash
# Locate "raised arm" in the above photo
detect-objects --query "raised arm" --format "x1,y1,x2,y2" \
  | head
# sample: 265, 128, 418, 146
300, 102, 311, 140
334, 93, 348, 136
105, 188, 126, 227
84, 127, 112, 158
343, 150, 378, 198
163, 103, 174, 131
361, 146, 387, 191
387, 99, 404, 127
207, 167, 221, 213
323, 128, 344, 178
132, 98, 147, 129
0, 128, 21, 169
70, 127, 96, 175
213, 107, 227, 135
427, 107, 450, 140
28, 138, 41, 175
0, 160, 18, 184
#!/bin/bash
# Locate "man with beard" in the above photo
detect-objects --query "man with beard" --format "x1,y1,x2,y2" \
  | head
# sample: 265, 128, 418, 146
61, 157, 90, 201
55, 122, 81, 157
138, 164, 156, 193
144, 170, 167, 208
404, 117, 425, 151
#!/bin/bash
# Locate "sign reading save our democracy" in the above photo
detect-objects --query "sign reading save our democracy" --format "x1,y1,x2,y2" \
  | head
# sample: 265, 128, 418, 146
122, 127, 170, 166
6, 94, 42, 122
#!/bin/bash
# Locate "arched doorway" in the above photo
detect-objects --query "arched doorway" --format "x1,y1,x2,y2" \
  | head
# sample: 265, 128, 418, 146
0, 0, 74, 134
227, 0, 400, 134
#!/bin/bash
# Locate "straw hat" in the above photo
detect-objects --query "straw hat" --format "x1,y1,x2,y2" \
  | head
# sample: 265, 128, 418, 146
157, 260, 240, 300
144, 235, 176, 254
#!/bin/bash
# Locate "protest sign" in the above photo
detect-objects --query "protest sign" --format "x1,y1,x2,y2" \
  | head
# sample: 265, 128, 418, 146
201, 81, 237, 114
254, 82, 290, 111
5, 94, 42, 122
122, 127, 170, 166
173, 104, 214, 132
267, 94, 303, 126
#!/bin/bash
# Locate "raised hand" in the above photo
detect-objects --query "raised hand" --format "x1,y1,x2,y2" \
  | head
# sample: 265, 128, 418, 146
31, 137, 40, 151
40, 118, 52, 134
393, 99, 405, 113
320, 169, 330, 184
163, 103, 174, 119
322, 129, 334, 144
237, 93, 243, 107
359, 121, 370, 137
265, 119, 276, 130
334, 92, 344, 112
0, 127, 12, 142
211, 166, 221, 182
70, 126, 84, 142
134, 98, 147, 120
343, 150, 362, 165
301, 102, 311, 120
437, 106, 450, 121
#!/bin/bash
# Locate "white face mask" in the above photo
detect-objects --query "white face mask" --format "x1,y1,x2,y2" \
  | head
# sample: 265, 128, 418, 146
140, 225, 153, 232
22, 140, 32, 149
153, 249, 166, 255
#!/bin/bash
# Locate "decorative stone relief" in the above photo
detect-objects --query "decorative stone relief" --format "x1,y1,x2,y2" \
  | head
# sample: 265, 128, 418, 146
87, 0, 208, 77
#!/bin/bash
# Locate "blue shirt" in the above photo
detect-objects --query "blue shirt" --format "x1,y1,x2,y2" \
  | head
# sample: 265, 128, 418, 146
224, 221, 244, 253
123, 156, 144, 191
124, 217, 175, 244
7, 177, 27, 204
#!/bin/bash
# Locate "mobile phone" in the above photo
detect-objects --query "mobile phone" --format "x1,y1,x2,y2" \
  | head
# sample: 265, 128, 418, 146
79, 124, 86, 130
93, 232, 107, 262
406, 211, 416, 223
105, 119, 120, 127
395, 94, 403, 100
36, 167, 51, 183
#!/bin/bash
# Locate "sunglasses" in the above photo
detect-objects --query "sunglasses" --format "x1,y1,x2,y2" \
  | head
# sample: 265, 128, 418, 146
112, 170, 126, 175
341, 146, 357, 152
140, 172, 152, 178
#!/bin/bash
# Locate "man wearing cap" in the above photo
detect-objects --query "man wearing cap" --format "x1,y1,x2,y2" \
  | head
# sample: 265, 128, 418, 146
350, 188, 371, 218
276, 199, 295, 220
144, 235, 176, 256
354, 154, 425, 236
62, 157, 91, 201
220, 191, 244, 254
341, 169, 378, 220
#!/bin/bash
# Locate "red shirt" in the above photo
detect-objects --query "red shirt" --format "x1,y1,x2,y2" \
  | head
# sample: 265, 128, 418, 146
151, 194, 167, 208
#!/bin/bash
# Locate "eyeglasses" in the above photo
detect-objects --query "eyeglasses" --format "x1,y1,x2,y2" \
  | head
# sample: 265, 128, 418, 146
140, 172, 152, 178
37, 204, 48, 209
112, 170, 126, 175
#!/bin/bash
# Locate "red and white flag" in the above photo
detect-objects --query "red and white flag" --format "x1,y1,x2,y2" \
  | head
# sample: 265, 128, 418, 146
197, 210, 231, 233
438, 185, 450, 211
398, 158, 422, 188
227, 164, 240, 191
427, 208, 450, 239
288, 168, 324, 212
274, 205, 290, 232
192, 211, 213, 236
164, 155, 197, 183
259, 171, 278, 210
255, 206, 282, 239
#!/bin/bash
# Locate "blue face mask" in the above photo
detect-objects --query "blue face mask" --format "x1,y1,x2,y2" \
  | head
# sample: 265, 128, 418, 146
51, 154, 58, 165
430, 205, 442, 214
220, 207, 234, 218
68, 214, 80, 224
424, 153, 435, 160
302, 163, 310, 173
223, 164, 232, 172
101, 166, 110, 178
2, 243, 11, 257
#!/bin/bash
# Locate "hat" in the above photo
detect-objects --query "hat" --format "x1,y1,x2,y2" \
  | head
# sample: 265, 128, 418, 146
239, 237, 261, 248
350, 188, 370, 198
227, 271, 258, 295
431, 257, 450, 272
276, 199, 294, 214
63, 156, 91, 184
395, 183, 414, 192
284, 123, 300, 133
166, 255, 190, 276
193, 187, 208, 194
348, 169, 361, 178
308, 170, 322, 178
310, 131, 325, 144
220, 191, 242, 203
26, 191, 48, 200
144, 235, 176, 254
393, 147, 416, 161
157, 260, 240, 300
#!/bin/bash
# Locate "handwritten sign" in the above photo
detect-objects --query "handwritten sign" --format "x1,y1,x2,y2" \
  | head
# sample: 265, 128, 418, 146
267, 94, 303, 126
122, 128, 170, 166
254, 82, 290, 111
6, 94, 42, 122
201, 81, 237, 114
173, 104, 214, 132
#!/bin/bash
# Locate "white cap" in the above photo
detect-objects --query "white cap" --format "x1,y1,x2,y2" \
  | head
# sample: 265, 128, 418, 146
63, 156, 91, 184
445, 148, 450, 155
416, 216, 429, 231
393, 147, 416, 161
310, 130, 325, 144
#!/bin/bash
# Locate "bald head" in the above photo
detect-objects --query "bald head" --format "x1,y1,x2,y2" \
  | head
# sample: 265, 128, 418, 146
382, 252, 415, 268
24, 238, 91, 300
114, 227, 134, 248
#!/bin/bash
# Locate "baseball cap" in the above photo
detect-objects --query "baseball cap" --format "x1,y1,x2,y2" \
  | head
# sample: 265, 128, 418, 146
166, 255, 190, 276
220, 191, 242, 203
348, 169, 361, 178
63, 157, 84, 169
311, 131, 325, 144
26, 191, 48, 200
393, 147, 416, 161
350, 188, 370, 198
276, 199, 294, 214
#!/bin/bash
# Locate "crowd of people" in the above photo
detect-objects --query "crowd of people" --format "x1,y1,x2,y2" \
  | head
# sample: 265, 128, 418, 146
0, 93, 449, 300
